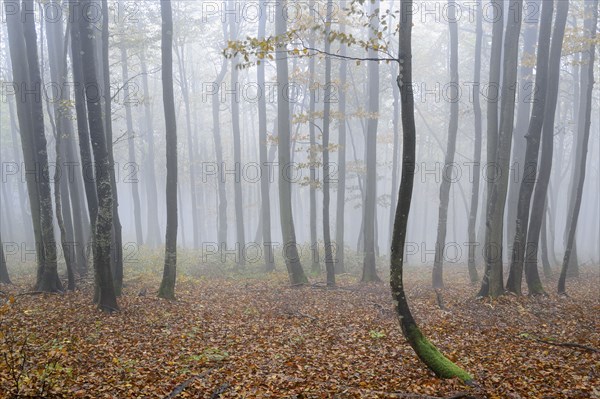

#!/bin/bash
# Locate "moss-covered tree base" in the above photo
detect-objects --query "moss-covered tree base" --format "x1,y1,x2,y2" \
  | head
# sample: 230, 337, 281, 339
404, 323, 473, 382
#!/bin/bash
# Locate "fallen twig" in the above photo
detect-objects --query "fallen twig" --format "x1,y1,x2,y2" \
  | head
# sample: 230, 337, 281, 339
520, 334, 599, 353
163, 368, 213, 399
210, 382, 230, 399
533, 338, 599, 353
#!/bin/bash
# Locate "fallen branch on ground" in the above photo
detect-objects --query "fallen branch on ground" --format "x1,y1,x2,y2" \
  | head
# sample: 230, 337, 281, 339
163, 368, 213, 399
520, 334, 599, 353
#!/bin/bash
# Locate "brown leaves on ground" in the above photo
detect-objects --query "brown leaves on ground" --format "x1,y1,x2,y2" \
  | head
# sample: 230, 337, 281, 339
1, 268, 599, 398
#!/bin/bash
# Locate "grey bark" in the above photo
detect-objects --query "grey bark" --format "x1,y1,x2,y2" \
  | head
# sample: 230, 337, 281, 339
158, 0, 178, 300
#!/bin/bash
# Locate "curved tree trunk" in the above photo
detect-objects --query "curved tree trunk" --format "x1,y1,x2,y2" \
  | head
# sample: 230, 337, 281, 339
391, 0, 472, 382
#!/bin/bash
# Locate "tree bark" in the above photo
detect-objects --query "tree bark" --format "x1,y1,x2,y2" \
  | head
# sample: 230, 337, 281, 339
258, 0, 274, 272
120, 46, 144, 246
481, 0, 523, 298
362, 0, 381, 283
322, 0, 335, 287
275, 0, 308, 286
505, 0, 553, 295
391, 0, 472, 382
78, 0, 119, 311
334, 0, 348, 274
158, 0, 178, 300
524, 0, 569, 295
558, 0, 598, 295
432, 0, 460, 289
0, 236, 11, 285
477, 0, 503, 297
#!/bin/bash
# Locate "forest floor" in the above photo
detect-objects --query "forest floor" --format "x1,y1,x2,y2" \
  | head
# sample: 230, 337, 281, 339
1, 265, 599, 399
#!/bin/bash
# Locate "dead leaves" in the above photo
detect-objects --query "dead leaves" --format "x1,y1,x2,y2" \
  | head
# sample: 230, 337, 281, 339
1, 269, 599, 398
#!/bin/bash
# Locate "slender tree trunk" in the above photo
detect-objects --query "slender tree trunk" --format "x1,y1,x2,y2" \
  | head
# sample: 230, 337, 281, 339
481, 0, 523, 298
22, 0, 62, 292
175, 43, 200, 250
212, 57, 228, 247
506, 0, 553, 295
228, 6, 246, 267
258, 0, 274, 272
101, 0, 123, 295
322, 0, 335, 287
506, 2, 539, 250
540, 203, 552, 277
5, 60, 34, 246
139, 50, 162, 247
362, 0, 381, 283
308, 0, 320, 273
78, 0, 118, 311
477, 0, 504, 297
70, 0, 98, 238
0, 236, 11, 284
334, 0, 348, 274
158, 0, 178, 300
120, 46, 144, 246
558, 0, 598, 295
467, 0, 483, 284
524, 0, 569, 295
275, 0, 308, 286
391, 0, 472, 381
388, 0, 400, 251
432, 0, 459, 289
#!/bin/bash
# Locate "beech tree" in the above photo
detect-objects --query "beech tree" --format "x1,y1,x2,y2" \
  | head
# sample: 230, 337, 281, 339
158, 0, 178, 300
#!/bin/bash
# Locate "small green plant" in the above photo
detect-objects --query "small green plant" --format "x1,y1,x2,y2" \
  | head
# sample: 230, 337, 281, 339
369, 330, 386, 340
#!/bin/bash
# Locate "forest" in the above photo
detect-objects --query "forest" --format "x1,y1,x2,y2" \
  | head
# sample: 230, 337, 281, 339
0, 0, 599, 397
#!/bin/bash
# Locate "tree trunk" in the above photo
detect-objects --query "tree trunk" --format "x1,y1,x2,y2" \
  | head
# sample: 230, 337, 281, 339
558, 0, 598, 295
212, 57, 228, 247
467, 0, 483, 284
22, 0, 62, 292
78, 0, 119, 311
101, 0, 123, 295
322, 0, 335, 287
477, 0, 503, 297
0, 236, 11, 285
432, 0, 459, 289
158, 0, 178, 300
362, 0, 381, 283
175, 43, 200, 250
391, 0, 472, 382
139, 49, 162, 248
506, 2, 539, 252
275, 0, 308, 286
334, 0, 348, 275
228, 5, 246, 267
524, 0, 569, 295
308, 0, 321, 273
258, 0, 274, 272
505, 0, 553, 295
481, 0, 523, 298
120, 46, 144, 246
